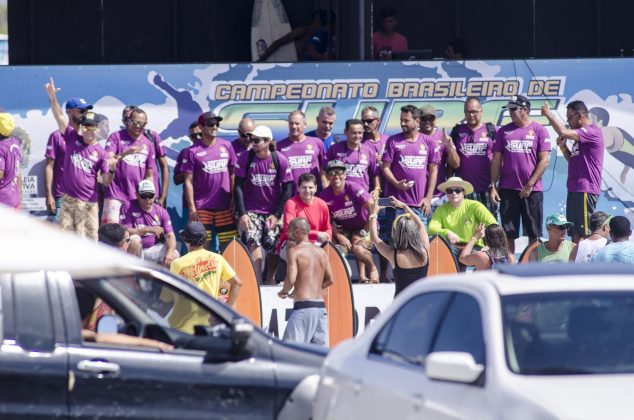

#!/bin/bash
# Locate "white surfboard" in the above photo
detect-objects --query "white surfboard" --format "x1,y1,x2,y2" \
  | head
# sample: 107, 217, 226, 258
251, 0, 298, 62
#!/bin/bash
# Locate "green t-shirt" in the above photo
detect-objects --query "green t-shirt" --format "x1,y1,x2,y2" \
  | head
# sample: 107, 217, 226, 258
428, 199, 498, 247
537, 240, 574, 263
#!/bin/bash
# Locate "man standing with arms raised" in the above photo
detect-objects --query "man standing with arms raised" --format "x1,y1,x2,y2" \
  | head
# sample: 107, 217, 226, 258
182, 112, 238, 252
307, 106, 337, 151
278, 110, 326, 193
278, 217, 333, 347
541, 100, 604, 243
450, 97, 498, 217
382, 105, 439, 225
490, 95, 551, 253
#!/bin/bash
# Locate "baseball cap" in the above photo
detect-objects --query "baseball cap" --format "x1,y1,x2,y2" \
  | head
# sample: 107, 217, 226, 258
546, 213, 574, 228
65, 97, 93, 110
180, 221, 207, 241
247, 125, 273, 140
137, 179, 155, 194
326, 160, 346, 172
420, 104, 437, 118
503, 95, 531, 110
0, 113, 15, 137
81, 111, 99, 127
197, 112, 224, 126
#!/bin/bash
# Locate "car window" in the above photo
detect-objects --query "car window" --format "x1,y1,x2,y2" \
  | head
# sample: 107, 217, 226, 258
431, 293, 486, 365
370, 292, 451, 365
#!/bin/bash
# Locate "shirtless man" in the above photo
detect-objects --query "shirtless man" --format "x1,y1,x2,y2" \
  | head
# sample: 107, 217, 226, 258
278, 217, 333, 347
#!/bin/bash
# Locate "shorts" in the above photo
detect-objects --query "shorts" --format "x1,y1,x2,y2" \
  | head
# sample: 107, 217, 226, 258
499, 189, 543, 240
334, 228, 373, 252
241, 212, 281, 252
198, 208, 238, 253
465, 190, 499, 221
283, 300, 328, 347
49, 196, 63, 224
60, 194, 99, 240
566, 192, 599, 237
101, 198, 124, 224
381, 206, 426, 246
142, 243, 180, 264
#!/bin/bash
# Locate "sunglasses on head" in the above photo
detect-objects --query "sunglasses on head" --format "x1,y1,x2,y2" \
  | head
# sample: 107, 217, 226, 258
189, 132, 202, 140
446, 188, 463, 194
140, 193, 155, 200
204, 120, 219, 128
327, 169, 345, 176
362, 118, 377, 125
129, 120, 147, 128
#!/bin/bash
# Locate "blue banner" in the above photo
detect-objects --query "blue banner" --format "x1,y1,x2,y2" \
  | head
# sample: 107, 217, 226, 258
1, 59, 632, 229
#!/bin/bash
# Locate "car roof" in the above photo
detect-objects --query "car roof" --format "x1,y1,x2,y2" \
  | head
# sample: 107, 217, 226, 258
0, 204, 148, 274
407, 263, 634, 297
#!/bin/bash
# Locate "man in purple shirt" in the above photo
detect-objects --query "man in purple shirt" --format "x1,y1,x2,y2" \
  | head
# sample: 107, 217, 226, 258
542, 100, 604, 243
102, 107, 154, 224
230, 117, 255, 159
120, 180, 178, 268
0, 113, 21, 209
361, 105, 389, 164
491, 95, 551, 252
121, 105, 170, 208
320, 160, 377, 283
182, 111, 238, 253
45, 78, 115, 240
44, 97, 92, 222
450, 97, 498, 218
382, 104, 439, 227
419, 104, 459, 211
277, 110, 326, 193
326, 118, 379, 196
234, 125, 294, 280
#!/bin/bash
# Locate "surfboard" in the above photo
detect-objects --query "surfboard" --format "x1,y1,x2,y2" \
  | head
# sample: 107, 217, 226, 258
519, 239, 543, 263
251, 0, 298, 62
221, 238, 263, 327
323, 242, 355, 348
427, 234, 460, 276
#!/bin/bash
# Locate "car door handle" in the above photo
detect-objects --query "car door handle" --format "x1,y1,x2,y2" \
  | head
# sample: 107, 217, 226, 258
77, 360, 120, 374
352, 379, 363, 395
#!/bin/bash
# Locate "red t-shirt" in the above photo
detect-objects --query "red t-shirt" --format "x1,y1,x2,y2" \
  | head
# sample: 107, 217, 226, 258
278, 195, 332, 251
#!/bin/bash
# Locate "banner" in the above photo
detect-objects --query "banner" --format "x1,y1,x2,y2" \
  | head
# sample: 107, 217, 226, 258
0, 59, 632, 227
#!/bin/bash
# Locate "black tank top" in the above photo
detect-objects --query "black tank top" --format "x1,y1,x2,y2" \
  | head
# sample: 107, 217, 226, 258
393, 249, 428, 296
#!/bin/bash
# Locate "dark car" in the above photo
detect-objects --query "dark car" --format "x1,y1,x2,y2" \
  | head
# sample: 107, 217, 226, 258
0, 206, 326, 419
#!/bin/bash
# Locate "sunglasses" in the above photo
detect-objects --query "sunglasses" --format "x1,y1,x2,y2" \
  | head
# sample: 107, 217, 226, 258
140, 194, 155, 200
129, 120, 147, 128
239, 131, 248, 138
549, 224, 570, 230
189, 133, 202, 140
327, 169, 345, 176
464, 110, 481, 115
77, 108, 89, 114
81, 125, 98, 132
446, 188, 464, 194
362, 118, 377, 125
204, 120, 219, 128
250, 136, 268, 144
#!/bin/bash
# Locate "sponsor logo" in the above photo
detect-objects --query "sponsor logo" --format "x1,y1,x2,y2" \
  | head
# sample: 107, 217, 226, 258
505, 140, 534, 153
202, 159, 229, 173
346, 163, 366, 177
70, 152, 96, 173
122, 153, 148, 167
287, 155, 313, 169
460, 142, 489, 156
250, 173, 276, 187
333, 206, 357, 220
399, 155, 427, 169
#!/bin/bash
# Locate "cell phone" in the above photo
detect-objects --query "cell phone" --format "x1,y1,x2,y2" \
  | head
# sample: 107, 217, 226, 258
378, 197, 393, 207
405, 180, 415, 186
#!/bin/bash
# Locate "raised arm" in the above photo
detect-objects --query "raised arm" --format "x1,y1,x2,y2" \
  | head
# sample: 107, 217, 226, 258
44, 77, 67, 133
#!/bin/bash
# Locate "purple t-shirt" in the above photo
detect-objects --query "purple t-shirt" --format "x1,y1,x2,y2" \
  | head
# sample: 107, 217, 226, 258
0, 137, 22, 208
362, 134, 389, 161
567, 124, 604, 194
277, 136, 325, 191
174, 140, 200, 209
453, 124, 495, 192
61, 126, 109, 203
144, 130, 165, 198
382, 132, 439, 207
44, 130, 66, 198
326, 141, 377, 191
181, 138, 236, 210
235, 151, 293, 214
319, 182, 370, 231
119, 200, 174, 249
105, 130, 154, 201
493, 121, 551, 191
428, 128, 448, 197
231, 138, 251, 160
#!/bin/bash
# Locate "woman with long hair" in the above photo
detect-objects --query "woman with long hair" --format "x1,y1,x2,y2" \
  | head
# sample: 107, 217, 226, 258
459, 223, 515, 270
369, 196, 429, 296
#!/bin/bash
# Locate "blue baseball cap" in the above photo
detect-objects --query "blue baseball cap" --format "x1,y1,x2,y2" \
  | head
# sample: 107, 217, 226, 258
65, 97, 93, 110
